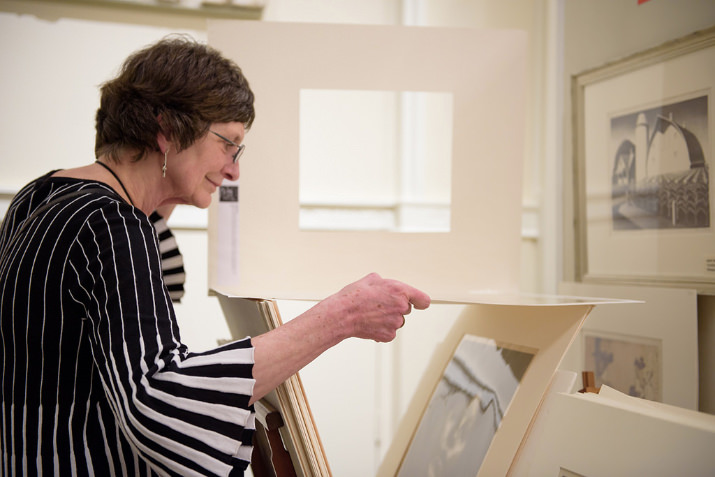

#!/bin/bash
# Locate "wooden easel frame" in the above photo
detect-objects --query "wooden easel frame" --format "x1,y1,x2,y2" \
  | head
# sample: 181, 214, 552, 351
252, 400, 297, 477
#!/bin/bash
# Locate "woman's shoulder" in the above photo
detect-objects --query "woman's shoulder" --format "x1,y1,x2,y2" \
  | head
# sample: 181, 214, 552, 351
26, 172, 128, 206
11, 172, 141, 229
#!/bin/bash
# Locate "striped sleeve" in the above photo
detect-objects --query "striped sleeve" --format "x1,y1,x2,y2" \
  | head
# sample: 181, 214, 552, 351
149, 211, 185, 303
68, 201, 255, 475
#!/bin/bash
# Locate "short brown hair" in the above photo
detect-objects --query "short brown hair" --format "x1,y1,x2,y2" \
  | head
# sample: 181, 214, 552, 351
95, 35, 255, 161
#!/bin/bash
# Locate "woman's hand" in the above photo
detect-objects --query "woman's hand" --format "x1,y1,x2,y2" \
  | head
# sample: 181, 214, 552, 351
317, 272, 431, 343
249, 273, 430, 403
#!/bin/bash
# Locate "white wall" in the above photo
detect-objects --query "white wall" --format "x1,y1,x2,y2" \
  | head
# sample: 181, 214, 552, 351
0, 0, 232, 349
0, 9, 201, 190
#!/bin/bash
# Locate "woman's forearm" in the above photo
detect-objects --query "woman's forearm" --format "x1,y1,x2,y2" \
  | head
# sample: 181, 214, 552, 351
250, 301, 346, 404
248, 273, 430, 404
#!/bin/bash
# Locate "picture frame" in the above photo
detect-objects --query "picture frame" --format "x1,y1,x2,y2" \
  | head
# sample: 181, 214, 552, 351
572, 26, 715, 293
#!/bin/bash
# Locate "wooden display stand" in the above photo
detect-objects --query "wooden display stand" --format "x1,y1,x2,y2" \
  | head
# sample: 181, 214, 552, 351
252, 400, 296, 477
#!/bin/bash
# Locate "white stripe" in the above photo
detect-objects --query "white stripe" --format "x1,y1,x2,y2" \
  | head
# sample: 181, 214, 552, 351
152, 217, 169, 235
158, 236, 178, 254
163, 273, 186, 286
83, 369, 95, 476
169, 290, 185, 301
139, 373, 253, 433
97, 404, 116, 476
160, 255, 184, 270
152, 371, 255, 397
170, 347, 255, 368
235, 444, 253, 462
115, 421, 129, 477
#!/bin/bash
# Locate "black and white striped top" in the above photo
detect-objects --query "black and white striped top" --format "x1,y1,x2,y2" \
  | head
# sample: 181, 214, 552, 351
149, 212, 185, 304
0, 172, 255, 476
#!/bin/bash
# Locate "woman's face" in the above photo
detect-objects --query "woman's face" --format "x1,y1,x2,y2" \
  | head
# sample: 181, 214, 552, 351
169, 122, 245, 209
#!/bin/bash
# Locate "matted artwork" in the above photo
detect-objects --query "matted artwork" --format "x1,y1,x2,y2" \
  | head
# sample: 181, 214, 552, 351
216, 295, 332, 477
379, 303, 597, 477
583, 331, 662, 401
573, 26, 715, 292
558, 281, 698, 410
398, 335, 535, 476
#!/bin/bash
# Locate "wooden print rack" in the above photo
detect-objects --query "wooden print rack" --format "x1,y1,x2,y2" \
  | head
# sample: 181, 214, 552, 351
252, 400, 297, 477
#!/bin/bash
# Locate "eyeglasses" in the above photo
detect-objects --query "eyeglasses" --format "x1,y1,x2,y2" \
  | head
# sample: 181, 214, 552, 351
211, 130, 245, 164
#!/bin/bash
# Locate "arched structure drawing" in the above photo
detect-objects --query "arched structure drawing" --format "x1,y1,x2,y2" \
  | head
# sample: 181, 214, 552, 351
612, 100, 709, 230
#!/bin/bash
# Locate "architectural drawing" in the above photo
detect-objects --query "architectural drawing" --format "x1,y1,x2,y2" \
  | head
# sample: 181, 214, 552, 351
611, 95, 709, 229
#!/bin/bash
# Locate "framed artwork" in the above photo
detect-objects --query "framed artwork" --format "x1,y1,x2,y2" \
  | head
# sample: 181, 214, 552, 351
573, 26, 715, 293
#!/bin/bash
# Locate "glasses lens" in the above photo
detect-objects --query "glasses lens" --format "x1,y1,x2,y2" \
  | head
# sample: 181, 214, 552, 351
233, 144, 245, 163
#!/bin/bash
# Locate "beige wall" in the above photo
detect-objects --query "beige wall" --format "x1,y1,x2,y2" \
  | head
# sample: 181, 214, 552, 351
560, 0, 715, 413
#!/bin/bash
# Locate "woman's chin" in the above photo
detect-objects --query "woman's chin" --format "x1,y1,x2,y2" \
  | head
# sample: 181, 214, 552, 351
193, 195, 212, 209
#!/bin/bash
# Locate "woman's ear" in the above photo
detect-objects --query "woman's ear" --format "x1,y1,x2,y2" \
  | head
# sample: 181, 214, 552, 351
156, 130, 171, 155
155, 114, 171, 154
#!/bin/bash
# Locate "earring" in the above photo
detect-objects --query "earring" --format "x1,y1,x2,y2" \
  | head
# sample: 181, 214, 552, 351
162, 149, 168, 178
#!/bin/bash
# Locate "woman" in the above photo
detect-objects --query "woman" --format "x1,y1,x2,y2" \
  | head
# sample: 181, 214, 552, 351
0, 36, 430, 476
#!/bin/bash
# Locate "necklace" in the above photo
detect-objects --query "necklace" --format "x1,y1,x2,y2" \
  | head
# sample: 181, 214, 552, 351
95, 160, 135, 207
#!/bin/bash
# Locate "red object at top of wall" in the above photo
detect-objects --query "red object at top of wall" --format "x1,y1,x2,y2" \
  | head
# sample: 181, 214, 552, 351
638, 0, 652, 4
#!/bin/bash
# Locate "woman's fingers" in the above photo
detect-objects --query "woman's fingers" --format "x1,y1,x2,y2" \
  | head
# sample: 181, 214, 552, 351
339, 273, 430, 341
